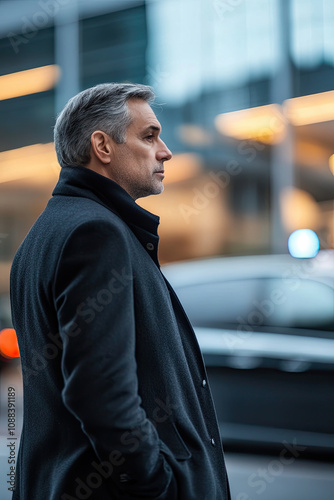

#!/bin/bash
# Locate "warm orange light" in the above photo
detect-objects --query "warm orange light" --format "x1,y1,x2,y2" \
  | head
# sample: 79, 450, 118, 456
280, 188, 320, 233
215, 104, 286, 144
0, 143, 60, 184
163, 153, 202, 184
0, 65, 61, 101
0, 329, 20, 359
329, 154, 334, 175
284, 90, 334, 126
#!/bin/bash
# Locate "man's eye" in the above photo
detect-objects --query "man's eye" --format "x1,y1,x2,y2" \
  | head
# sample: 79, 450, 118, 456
145, 135, 154, 141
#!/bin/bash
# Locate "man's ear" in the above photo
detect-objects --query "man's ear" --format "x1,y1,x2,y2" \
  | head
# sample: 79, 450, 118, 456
90, 131, 113, 164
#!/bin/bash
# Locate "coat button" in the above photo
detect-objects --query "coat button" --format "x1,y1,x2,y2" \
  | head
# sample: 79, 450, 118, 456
201, 379, 207, 388
146, 242, 154, 251
211, 438, 216, 447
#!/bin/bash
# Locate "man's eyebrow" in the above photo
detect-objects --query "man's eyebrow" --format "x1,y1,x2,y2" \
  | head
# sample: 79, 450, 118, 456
142, 125, 161, 134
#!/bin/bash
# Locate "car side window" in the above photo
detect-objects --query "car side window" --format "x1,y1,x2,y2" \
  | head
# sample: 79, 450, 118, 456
176, 278, 334, 332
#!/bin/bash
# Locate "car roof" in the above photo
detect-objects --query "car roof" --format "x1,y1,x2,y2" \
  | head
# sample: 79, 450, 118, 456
162, 251, 334, 288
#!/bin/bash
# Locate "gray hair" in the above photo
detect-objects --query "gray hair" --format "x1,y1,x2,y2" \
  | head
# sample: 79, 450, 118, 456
54, 83, 155, 168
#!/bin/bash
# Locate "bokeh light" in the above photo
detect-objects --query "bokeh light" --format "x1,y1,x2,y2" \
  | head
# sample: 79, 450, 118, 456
0, 328, 20, 359
288, 229, 320, 258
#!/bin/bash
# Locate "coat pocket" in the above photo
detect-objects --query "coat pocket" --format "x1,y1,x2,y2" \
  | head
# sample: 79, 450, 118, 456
158, 421, 192, 461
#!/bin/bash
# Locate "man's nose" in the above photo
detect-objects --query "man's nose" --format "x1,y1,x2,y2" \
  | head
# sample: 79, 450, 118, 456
157, 140, 173, 162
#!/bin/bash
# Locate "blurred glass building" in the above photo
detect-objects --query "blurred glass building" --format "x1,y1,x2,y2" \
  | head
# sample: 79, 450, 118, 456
0, 0, 334, 319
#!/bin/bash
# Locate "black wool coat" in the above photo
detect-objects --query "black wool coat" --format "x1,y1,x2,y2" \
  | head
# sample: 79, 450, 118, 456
10, 165, 230, 500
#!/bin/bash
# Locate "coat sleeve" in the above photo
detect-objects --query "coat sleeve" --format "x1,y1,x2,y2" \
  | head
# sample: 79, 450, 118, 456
53, 219, 176, 499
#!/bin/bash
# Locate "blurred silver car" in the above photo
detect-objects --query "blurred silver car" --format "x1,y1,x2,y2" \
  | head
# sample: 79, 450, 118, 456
163, 251, 334, 458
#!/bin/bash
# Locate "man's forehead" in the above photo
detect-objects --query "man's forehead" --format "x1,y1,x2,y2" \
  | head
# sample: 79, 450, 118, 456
127, 99, 161, 130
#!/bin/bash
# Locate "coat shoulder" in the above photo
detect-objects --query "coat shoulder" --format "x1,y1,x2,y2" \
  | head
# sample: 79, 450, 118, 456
48, 194, 125, 230
32, 195, 128, 246
11, 195, 131, 279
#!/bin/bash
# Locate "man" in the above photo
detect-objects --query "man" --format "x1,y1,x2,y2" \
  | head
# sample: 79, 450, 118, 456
10, 83, 231, 500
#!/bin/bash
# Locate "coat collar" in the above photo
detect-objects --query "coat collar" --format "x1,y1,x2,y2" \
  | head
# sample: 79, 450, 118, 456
52, 165, 161, 267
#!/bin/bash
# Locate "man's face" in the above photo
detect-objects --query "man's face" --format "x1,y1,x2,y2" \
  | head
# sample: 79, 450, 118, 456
108, 98, 172, 200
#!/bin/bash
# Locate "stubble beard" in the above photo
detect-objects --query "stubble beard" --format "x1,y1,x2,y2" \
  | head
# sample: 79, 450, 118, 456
137, 164, 165, 199
131, 175, 164, 200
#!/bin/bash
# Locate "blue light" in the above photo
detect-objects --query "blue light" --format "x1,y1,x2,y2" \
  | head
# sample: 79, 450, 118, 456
288, 229, 320, 258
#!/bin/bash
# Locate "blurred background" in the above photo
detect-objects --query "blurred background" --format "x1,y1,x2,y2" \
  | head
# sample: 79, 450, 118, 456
0, 0, 333, 498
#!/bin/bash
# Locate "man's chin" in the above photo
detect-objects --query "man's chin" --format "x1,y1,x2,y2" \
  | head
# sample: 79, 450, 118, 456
149, 181, 164, 196
135, 183, 164, 200
155, 183, 164, 194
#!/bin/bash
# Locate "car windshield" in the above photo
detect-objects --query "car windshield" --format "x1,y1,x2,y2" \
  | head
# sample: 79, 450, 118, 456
176, 278, 334, 333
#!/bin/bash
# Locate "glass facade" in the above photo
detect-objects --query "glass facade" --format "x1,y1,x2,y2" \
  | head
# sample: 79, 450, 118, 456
147, 0, 280, 104
0, 26, 55, 151
0, 0, 333, 288
81, 6, 148, 88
